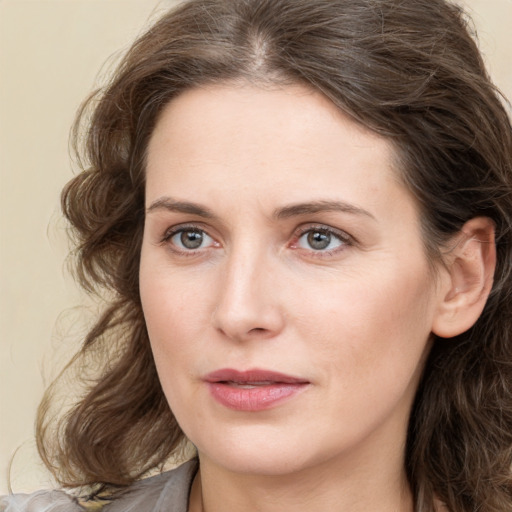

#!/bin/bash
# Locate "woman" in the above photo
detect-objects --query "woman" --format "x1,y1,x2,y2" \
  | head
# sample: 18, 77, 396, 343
2, 0, 512, 511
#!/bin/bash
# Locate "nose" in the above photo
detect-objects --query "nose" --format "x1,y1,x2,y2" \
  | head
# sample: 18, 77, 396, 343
212, 246, 285, 342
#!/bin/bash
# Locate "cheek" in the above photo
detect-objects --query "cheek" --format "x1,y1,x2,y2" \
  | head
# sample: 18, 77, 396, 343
140, 286, 200, 421
141, 285, 198, 352
140, 269, 222, 439
140, 244, 207, 334
139, 256, 214, 390
293, 259, 436, 389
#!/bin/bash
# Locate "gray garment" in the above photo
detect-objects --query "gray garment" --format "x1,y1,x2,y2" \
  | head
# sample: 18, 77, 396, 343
1, 460, 198, 512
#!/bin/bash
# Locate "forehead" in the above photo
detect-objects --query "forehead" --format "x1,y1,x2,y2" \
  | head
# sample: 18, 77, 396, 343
149, 83, 389, 155
146, 83, 403, 207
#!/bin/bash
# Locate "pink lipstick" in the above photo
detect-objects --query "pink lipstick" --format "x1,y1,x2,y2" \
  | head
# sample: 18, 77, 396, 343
204, 369, 309, 411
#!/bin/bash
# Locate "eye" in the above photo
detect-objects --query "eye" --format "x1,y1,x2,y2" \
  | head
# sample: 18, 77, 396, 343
165, 227, 216, 251
295, 227, 349, 253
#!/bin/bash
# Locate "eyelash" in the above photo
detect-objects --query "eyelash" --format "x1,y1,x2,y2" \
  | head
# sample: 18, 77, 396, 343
290, 224, 353, 257
160, 223, 218, 256
160, 223, 354, 258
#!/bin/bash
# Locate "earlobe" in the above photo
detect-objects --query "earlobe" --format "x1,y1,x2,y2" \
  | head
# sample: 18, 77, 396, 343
432, 217, 496, 339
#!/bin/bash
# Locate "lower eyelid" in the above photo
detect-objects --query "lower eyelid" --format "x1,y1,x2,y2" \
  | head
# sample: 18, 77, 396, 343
162, 226, 222, 254
289, 226, 354, 255
157, 223, 352, 255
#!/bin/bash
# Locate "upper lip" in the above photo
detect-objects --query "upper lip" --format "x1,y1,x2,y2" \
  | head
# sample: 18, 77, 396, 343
204, 368, 309, 384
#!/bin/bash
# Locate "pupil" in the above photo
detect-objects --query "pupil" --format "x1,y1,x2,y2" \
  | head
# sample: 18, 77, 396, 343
307, 231, 330, 250
181, 230, 203, 249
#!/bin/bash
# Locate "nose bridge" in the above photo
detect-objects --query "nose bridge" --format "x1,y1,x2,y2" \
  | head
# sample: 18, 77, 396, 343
212, 237, 283, 340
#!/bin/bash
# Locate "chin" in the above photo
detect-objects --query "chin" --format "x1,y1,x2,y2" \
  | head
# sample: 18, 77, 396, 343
191, 425, 327, 477
203, 449, 312, 477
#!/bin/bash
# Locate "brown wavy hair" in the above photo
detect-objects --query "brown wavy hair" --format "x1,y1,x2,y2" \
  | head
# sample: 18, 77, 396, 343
37, 0, 512, 510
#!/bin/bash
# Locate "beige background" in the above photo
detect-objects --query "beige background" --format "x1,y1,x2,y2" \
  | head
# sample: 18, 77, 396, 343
1, 0, 511, 495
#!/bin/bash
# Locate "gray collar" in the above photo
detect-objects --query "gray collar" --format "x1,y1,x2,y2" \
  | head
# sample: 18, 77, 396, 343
103, 459, 198, 512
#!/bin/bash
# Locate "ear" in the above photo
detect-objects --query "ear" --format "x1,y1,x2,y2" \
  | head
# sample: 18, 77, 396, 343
432, 217, 496, 339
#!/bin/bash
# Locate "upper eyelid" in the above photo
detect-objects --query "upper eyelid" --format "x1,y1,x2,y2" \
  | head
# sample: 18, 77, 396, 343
293, 223, 355, 243
160, 225, 218, 254
161, 222, 212, 240
157, 221, 355, 248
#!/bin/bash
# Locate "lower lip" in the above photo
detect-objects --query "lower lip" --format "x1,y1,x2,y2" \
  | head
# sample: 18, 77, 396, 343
207, 382, 308, 411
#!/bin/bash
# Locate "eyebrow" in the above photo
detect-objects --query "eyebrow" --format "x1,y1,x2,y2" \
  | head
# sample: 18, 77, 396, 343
274, 200, 375, 221
146, 197, 375, 221
146, 197, 215, 218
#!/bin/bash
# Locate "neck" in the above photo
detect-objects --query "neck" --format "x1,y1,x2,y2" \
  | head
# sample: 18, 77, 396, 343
188, 447, 413, 512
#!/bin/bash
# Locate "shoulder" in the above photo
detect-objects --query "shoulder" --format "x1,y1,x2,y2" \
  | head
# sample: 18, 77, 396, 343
0, 489, 84, 512
1, 459, 198, 512
102, 459, 198, 512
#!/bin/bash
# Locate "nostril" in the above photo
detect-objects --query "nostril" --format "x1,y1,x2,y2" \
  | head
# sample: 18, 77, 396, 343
211, 290, 285, 340
249, 327, 267, 333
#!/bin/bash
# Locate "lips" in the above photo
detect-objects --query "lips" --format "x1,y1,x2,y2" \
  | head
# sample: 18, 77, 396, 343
204, 369, 309, 411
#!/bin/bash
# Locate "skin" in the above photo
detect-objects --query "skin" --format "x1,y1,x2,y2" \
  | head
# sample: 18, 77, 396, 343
139, 83, 453, 512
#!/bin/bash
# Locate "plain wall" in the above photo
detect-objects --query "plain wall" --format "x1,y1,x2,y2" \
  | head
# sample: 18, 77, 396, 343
1, 0, 511, 495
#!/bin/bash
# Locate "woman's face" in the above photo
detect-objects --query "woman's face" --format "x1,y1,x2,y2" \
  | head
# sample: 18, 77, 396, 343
140, 83, 446, 477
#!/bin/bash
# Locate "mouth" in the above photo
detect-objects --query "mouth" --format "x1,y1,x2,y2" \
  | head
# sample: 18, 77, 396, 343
203, 368, 310, 411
